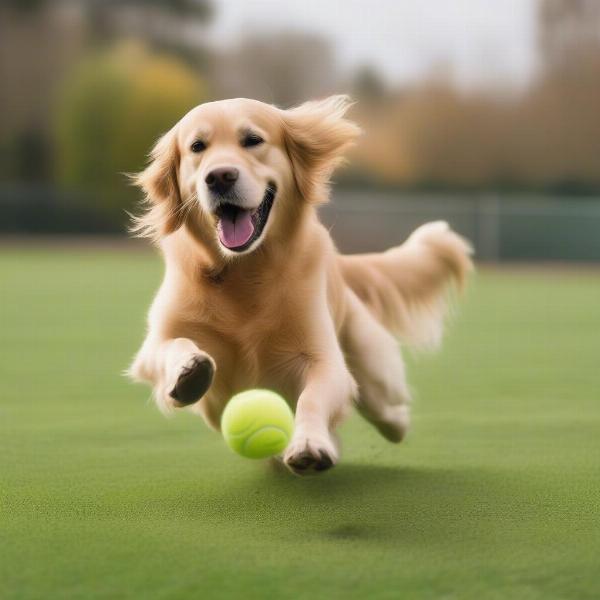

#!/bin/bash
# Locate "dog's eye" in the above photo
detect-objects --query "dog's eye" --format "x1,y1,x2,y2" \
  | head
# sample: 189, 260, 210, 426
241, 134, 264, 148
191, 140, 206, 153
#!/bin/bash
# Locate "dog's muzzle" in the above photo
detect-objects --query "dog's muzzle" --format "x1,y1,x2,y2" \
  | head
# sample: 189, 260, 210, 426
214, 184, 276, 252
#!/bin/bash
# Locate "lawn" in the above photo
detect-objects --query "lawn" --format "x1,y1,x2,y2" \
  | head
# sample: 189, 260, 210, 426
1, 247, 599, 599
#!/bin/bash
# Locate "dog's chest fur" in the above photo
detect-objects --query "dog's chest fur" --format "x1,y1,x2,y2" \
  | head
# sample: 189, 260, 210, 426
182, 258, 319, 406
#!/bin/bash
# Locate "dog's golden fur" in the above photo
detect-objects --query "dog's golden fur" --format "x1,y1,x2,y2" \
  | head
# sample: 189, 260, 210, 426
128, 95, 473, 474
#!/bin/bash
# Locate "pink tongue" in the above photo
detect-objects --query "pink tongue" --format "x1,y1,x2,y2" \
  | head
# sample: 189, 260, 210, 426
218, 210, 255, 249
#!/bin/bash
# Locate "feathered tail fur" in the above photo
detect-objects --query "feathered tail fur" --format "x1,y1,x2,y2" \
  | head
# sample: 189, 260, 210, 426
338, 221, 473, 350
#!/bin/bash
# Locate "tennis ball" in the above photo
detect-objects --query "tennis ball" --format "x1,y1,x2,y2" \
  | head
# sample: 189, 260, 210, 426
221, 389, 294, 459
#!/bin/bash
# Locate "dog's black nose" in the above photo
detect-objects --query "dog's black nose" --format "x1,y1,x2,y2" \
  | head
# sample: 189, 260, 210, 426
205, 167, 239, 194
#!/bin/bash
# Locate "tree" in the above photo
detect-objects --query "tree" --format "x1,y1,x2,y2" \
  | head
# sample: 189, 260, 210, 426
54, 42, 206, 221
538, 0, 600, 75
212, 32, 339, 107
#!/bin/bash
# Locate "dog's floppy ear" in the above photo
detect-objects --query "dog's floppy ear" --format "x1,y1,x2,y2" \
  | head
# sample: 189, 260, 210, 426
281, 95, 361, 203
130, 127, 183, 242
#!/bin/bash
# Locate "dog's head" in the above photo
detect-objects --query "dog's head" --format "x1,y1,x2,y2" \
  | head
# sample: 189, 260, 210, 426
132, 96, 360, 256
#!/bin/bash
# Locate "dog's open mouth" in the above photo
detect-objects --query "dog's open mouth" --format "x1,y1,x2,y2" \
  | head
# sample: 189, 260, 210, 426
215, 184, 276, 252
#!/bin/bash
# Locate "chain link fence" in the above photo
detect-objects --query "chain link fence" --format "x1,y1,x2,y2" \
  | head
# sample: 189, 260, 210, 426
2, 184, 600, 261
322, 190, 600, 262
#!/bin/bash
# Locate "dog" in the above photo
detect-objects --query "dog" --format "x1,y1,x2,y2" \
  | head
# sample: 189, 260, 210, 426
127, 95, 473, 475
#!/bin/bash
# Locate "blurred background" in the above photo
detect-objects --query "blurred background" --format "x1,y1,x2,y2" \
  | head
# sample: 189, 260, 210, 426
4, 4, 600, 596
1, 0, 600, 260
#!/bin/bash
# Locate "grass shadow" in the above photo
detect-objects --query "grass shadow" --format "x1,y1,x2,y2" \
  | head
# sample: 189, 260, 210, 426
158, 462, 531, 548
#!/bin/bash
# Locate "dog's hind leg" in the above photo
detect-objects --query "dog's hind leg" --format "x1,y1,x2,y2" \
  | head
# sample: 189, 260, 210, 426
342, 289, 411, 443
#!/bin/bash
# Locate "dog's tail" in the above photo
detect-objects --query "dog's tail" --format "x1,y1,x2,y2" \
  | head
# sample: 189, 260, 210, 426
338, 221, 473, 351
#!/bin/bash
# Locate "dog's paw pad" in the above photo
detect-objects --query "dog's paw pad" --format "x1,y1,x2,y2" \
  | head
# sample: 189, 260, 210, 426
169, 355, 214, 406
284, 439, 336, 475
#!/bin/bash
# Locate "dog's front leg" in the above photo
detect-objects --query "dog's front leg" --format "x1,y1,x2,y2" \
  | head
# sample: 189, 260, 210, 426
130, 337, 215, 411
283, 324, 357, 475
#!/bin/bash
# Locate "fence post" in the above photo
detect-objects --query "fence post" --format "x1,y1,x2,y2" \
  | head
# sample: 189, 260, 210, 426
477, 193, 500, 262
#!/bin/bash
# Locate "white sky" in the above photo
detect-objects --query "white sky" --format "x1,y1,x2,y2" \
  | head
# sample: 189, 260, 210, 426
208, 0, 540, 88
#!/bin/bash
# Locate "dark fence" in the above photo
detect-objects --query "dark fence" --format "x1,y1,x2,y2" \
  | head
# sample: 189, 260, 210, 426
0, 184, 123, 234
322, 191, 600, 262
2, 184, 600, 261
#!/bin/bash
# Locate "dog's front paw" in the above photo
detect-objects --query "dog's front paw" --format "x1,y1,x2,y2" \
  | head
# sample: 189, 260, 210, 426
169, 354, 215, 406
283, 432, 338, 476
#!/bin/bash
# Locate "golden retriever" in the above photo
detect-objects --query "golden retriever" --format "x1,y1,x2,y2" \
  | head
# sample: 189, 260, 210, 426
128, 95, 473, 475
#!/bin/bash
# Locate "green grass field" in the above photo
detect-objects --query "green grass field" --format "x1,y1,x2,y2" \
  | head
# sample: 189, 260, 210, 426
1, 248, 599, 599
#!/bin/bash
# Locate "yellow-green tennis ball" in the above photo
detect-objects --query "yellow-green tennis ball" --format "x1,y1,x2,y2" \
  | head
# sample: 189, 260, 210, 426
221, 389, 294, 459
